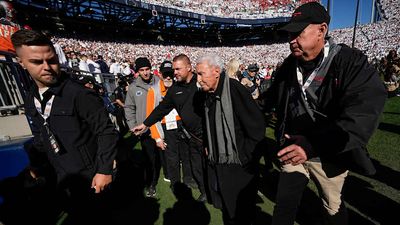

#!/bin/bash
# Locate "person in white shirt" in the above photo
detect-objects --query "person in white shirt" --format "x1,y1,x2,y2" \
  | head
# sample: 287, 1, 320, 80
41, 30, 68, 68
78, 54, 90, 73
109, 59, 122, 75
121, 62, 131, 76
87, 54, 101, 73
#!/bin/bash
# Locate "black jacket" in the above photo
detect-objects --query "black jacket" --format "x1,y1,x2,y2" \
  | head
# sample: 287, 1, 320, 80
25, 75, 118, 182
96, 59, 109, 74
266, 44, 387, 175
204, 73, 265, 218
144, 74, 205, 136
205, 73, 266, 166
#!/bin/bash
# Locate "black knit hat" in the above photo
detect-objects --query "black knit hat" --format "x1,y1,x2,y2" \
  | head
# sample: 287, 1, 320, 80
135, 57, 151, 70
280, 2, 330, 33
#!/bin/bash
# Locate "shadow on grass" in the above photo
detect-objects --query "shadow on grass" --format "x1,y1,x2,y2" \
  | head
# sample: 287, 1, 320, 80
370, 158, 400, 190
163, 182, 210, 225
382, 111, 400, 115
108, 134, 160, 225
378, 122, 400, 134
256, 170, 390, 225
343, 175, 400, 225
256, 136, 391, 225
253, 205, 272, 225
0, 169, 61, 225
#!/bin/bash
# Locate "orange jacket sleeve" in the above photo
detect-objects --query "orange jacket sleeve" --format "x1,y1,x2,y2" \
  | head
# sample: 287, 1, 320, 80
146, 86, 162, 141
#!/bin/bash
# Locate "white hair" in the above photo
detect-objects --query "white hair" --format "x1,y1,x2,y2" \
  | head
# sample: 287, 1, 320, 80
196, 54, 224, 70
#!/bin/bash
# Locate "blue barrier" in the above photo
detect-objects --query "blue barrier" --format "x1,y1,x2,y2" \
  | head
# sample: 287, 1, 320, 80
0, 137, 31, 205
0, 137, 31, 180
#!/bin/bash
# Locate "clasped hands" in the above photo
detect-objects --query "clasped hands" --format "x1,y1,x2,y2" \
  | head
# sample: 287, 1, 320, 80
277, 134, 310, 166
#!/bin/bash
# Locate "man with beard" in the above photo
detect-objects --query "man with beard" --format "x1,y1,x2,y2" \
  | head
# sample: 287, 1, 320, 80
11, 29, 118, 225
146, 60, 192, 189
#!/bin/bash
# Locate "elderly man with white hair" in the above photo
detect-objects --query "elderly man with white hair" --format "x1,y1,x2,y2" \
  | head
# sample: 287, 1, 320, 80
196, 54, 265, 225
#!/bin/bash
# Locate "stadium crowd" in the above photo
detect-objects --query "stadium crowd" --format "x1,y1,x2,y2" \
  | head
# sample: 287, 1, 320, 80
138, 0, 399, 20
378, 0, 400, 20
46, 0, 399, 74
140, 0, 313, 19
53, 19, 399, 76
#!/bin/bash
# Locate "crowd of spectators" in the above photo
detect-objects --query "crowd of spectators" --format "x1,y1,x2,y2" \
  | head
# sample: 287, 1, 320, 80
378, 49, 400, 96
138, 0, 399, 21
45, 0, 398, 83
54, 18, 399, 75
377, 0, 400, 20
56, 36, 289, 73
139, 0, 315, 19
330, 19, 400, 60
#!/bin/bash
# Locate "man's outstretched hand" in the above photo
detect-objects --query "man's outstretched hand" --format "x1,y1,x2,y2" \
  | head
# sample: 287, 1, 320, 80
131, 123, 147, 135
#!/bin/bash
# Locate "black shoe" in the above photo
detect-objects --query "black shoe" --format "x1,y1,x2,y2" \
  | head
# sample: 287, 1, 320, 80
197, 193, 207, 203
145, 185, 156, 198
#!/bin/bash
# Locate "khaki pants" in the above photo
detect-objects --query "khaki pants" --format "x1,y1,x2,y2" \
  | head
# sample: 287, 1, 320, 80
281, 157, 348, 215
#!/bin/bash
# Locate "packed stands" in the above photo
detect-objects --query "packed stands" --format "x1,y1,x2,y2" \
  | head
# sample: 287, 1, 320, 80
377, 0, 400, 20
56, 36, 288, 69
330, 19, 400, 60
53, 11, 400, 71
140, 0, 317, 19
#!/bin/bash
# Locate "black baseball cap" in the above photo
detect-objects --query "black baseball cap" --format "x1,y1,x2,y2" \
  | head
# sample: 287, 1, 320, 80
160, 60, 173, 73
77, 75, 96, 85
280, 2, 330, 33
248, 64, 259, 72
160, 60, 174, 78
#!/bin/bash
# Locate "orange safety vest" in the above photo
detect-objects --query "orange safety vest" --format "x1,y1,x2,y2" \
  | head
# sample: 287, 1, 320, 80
146, 80, 181, 141
0, 21, 20, 53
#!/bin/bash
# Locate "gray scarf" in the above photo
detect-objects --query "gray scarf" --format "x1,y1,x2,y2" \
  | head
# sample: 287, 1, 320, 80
205, 73, 241, 164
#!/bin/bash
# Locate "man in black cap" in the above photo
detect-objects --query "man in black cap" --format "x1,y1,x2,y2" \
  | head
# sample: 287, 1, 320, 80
265, 2, 386, 225
241, 63, 261, 100
125, 57, 161, 198
145, 60, 194, 189
77, 74, 97, 89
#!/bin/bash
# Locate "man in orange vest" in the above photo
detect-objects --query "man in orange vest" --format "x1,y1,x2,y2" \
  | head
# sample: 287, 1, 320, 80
146, 60, 193, 189
0, 1, 21, 53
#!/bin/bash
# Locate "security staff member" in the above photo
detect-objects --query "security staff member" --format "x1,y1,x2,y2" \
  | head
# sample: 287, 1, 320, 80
11, 29, 118, 225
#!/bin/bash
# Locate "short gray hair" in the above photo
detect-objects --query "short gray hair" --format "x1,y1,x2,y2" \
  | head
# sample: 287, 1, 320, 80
196, 54, 224, 70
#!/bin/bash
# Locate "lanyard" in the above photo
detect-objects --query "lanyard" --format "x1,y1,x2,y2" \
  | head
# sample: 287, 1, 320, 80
296, 41, 330, 97
34, 95, 55, 123
33, 95, 60, 154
